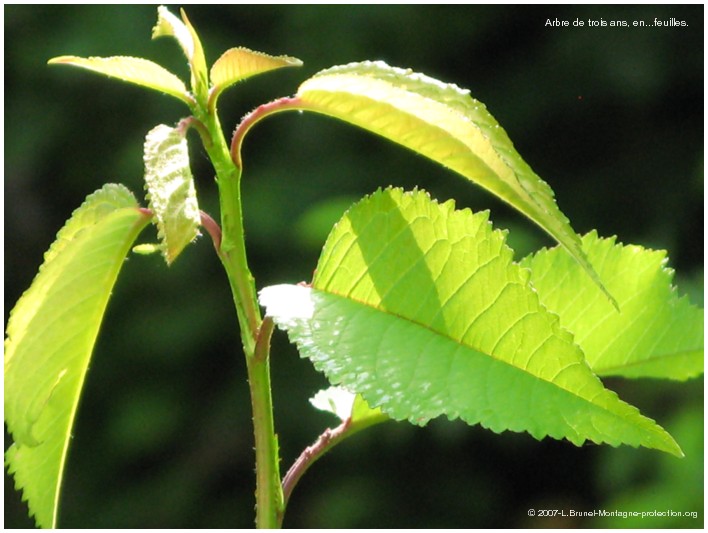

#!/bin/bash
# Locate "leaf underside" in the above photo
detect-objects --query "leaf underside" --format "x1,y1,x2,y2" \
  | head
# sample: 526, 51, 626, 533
295, 61, 615, 307
521, 231, 704, 380
143, 124, 201, 264
4, 184, 151, 528
260, 188, 681, 457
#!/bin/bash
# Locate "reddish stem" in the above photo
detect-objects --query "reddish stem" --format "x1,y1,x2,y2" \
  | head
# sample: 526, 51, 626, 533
177, 116, 212, 148
281, 419, 352, 514
199, 210, 222, 253
230, 96, 303, 169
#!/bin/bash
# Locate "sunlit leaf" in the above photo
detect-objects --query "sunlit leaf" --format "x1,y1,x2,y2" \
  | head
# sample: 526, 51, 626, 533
152, 6, 208, 103
152, 5, 194, 59
295, 61, 615, 307
48, 55, 191, 105
350, 394, 388, 430
310, 386, 387, 429
261, 188, 681, 457
143, 124, 201, 264
4, 184, 151, 528
210, 47, 302, 106
521, 231, 704, 380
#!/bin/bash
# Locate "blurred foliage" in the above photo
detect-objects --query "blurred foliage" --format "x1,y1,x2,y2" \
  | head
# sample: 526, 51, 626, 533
5, 4, 703, 528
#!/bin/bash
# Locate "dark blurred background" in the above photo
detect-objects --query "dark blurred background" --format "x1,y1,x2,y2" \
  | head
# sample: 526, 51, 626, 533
5, 4, 703, 528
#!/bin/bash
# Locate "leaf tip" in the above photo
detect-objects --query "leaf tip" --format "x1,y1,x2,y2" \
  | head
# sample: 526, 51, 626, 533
152, 5, 177, 40
179, 7, 192, 26
663, 435, 685, 459
47, 55, 76, 65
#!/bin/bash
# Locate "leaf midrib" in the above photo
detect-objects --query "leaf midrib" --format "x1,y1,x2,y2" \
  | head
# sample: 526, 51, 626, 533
313, 285, 611, 409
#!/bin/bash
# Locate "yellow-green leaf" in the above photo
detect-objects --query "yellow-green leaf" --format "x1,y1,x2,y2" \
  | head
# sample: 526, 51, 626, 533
5, 184, 151, 528
310, 386, 388, 429
521, 232, 704, 380
210, 47, 302, 105
48, 55, 191, 105
295, 61, 616, 307
152, 5, 193, 58
152, 6, 208, 104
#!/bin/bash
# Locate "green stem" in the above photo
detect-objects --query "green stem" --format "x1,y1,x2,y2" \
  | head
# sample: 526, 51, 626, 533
205, 114, 260, 347
197, 107, 282, 528
246, 345, 281, 528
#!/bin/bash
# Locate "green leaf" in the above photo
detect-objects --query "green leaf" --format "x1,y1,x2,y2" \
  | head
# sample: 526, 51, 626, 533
4, 184, 151, 528
260, 188, 681, 457
143, 124, 201, 264
48, 55, 191, 106
295, 61, 615, 307
351, 394, 388, 430
310, 386, 388, 429
152, 6, 208, 105
210, 47, 302, 107
520, 231, 704, 380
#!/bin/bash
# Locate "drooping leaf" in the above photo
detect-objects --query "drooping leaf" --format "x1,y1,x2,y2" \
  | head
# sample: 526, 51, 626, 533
209, 47, 302, 106
260, 188, 681, 457
143, 124, 201, 264
520, 231, 704, 380
47, 55, 191, 106
4, 184, 152, 528
152, 6, 208, 104
294, 61, 615, 307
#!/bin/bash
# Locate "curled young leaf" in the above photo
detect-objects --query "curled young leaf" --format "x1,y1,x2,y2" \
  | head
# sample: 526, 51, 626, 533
152, 5, 194, 58
143, 124, 201, 264
152, 6, 208, 105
